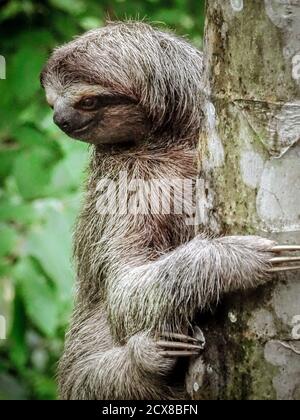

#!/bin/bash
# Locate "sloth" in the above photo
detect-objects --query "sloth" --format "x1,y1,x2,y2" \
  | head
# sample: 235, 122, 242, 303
40, 21, 300, 400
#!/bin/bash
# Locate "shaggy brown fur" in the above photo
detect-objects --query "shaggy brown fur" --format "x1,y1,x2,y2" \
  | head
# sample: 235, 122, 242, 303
41, 22, 278, 400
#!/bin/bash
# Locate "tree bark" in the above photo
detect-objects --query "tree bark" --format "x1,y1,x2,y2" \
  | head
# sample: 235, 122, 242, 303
186, 0, 300, 400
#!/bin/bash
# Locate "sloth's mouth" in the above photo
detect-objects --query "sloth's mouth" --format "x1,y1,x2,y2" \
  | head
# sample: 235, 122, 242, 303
73, 120, 94, 135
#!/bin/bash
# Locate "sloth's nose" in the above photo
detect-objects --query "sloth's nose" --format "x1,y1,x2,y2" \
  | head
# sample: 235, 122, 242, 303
53, 113, 71, 131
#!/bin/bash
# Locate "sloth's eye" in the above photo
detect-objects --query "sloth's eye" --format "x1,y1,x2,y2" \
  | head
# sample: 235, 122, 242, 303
76, 94, 137, 111
78, 97, 99, 111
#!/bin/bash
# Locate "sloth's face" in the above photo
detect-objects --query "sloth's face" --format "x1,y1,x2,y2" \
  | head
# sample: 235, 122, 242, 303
43, 83, 150, 146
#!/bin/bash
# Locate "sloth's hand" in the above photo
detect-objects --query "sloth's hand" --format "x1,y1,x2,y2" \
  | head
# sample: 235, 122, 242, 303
156, 332, 204, 358
268, 244, 300, 273
217, 236, 300, 274
128, 332, 202, 376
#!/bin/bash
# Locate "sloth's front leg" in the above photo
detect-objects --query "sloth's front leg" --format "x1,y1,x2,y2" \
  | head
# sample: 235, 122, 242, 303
108, 236, 300, 341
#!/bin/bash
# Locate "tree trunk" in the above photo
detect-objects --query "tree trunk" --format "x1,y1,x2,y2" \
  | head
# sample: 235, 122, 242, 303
186, 0, 300, 400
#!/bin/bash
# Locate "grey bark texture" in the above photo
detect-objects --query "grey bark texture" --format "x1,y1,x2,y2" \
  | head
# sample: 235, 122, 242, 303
186, 0, 300, 400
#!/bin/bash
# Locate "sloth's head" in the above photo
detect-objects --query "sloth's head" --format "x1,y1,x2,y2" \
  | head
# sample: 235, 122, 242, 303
41, 22, 203, 146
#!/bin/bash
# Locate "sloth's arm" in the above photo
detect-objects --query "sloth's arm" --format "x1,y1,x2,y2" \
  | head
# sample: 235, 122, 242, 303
107, 235, 299, 337
58, 308, 187, 400
59, 336, 176, 400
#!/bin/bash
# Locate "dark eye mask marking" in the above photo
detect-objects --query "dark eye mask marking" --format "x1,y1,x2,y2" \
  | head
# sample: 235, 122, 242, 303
75, 95, 137, 111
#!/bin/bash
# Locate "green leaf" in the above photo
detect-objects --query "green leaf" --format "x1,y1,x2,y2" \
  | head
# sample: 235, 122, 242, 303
12, 125, 48, 148
0, 224, 18, 258
14, 259, 59, 337
13, 149, 54, 199
0, 147, 19, 181
26, 370, 57, 400
80, 16, 103, 31
9, 46, 47, 103
0, 200, 34, 224
50, 146, 88, 194
49, 0, 86, 15
26, 206, 75, 299
10, 292, 29, 370
0, 260, 11, 277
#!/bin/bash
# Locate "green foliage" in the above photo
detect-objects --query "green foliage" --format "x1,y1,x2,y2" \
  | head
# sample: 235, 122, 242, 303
0, 0, 205, 400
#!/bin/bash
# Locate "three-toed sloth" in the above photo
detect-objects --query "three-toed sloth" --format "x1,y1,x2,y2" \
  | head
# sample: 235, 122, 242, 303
41, 21, 299, 400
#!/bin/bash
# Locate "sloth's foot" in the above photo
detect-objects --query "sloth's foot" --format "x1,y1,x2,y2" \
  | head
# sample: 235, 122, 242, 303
269, 245, 300, 273
157, 333, 204, 358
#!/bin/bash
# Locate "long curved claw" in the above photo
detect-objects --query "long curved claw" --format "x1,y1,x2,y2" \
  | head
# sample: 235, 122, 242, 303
160, 332, 199, 343
268, 245, 300, 273
269, 266, 300, 273
271, 246, 300, 253
159, 350, 200, 358
270, 256, 300, 264
157, 332, 204, 358
157, 340, 204, 351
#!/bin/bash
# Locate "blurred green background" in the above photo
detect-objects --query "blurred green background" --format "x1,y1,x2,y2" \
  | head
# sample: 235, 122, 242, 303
0, 0, 205, 400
